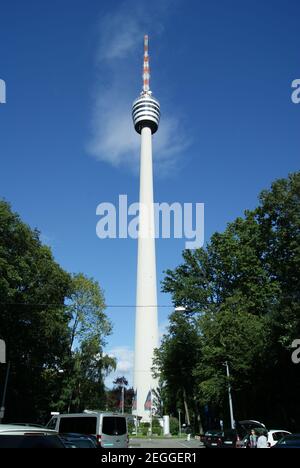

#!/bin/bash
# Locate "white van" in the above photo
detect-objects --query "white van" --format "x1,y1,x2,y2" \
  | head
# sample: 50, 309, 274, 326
46, 412, 128, 448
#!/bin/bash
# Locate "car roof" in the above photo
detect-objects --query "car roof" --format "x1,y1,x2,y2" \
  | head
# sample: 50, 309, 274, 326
0, 424, 57, 435
268, 429, 291, 433
55, 412, 125, 418
238, 419, 266, 426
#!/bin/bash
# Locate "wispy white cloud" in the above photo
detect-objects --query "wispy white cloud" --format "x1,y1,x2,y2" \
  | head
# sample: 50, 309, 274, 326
104, 316, 170, 389
105, 346, 134, 388
87, 0, 189, 175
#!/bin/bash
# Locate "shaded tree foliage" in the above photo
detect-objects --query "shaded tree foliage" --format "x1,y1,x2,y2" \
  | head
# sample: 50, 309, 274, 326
0, 201, 115, 422
157, 172, 300, 431
105, 376, 134, 413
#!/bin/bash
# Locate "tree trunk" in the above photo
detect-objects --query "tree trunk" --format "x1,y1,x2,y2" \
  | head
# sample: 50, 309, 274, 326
183, 387, 190, 425
196, 406, 204, 434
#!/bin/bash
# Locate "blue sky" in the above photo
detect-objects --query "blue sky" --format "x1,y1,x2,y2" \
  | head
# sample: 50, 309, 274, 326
0, 0, 299, 386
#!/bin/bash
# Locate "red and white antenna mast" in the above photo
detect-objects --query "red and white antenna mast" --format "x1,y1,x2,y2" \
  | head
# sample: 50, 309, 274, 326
142, 35, 150, 93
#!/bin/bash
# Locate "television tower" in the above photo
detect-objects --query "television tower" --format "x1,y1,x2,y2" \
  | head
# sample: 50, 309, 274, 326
132, 35, 160, 421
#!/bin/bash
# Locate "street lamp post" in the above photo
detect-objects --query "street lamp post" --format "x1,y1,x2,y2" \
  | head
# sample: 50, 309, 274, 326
178, 409, 182, 437
224, 361, 235, 430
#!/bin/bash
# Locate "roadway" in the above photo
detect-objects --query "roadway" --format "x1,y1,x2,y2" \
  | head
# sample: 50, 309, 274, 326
129, 437, 204, 449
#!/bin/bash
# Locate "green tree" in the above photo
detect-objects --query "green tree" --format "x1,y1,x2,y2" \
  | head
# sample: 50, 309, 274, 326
59, 274, 115, 413
0, 200, 72, 422
153, 310, 203, 432
160, 172, 300, 430
0, 201, 116, 421
68, 273, 112, 350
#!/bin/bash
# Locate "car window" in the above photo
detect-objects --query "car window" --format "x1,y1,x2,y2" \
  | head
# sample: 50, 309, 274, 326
70, 439, 95, 448
283, 437, 300, 446
47, 418, 57, 430
59, 417, 97, 435
102, 417, 126, 436
272, 432, 282, 441
205, 430, 223, 436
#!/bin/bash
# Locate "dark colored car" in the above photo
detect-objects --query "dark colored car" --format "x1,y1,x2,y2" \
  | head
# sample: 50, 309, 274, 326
203, 420, 266, 448
203, 430, 224, 448
272, 434, 300, 448
220, 429, 239, 448
59, 433, 98, 448
203, 429, 241, 449
0, 424, 66, 448
0, 435, 65, 448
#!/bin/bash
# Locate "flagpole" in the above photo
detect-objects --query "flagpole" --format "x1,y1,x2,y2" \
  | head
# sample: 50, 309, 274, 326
121, 385, 124, 414
133, 390, 138, 435
150, 388, 152, 437
135, 410, 138, 435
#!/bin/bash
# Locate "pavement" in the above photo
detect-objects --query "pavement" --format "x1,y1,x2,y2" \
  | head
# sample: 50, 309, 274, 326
129, 437, 204, 449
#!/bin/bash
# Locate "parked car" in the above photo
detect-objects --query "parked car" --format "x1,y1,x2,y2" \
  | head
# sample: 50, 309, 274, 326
0, 424, 65, 448
46, 411, 128, 448
267, 430, 291, 447
272, 434, 300, 448
203, 420, 266, 448
203, 430, 224, 448
59, 433, 98, 448
238, 427, 291, 448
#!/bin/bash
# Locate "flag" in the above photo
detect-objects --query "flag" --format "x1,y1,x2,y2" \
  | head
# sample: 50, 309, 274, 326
132, 390, 137, 411
144, 390, 152, 411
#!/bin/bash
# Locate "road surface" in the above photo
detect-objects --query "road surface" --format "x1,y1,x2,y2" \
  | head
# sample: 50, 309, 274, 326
129, 437, 204, 449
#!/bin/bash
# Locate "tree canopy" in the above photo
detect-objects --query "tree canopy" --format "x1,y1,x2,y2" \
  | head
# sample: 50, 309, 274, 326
0, 200, 115, 422
156, 172, 300, 431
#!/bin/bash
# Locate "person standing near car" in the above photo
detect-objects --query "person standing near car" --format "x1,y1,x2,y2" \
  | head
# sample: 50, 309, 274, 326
257, 431, 268, 448
249, 429, 258, 448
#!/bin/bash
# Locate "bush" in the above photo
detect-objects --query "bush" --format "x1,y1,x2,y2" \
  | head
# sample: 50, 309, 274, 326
152, 418, 161, 429
128, 420, 135, 434
170, 416, 179, 436
140, 422, 150, 436
151, 417, 162, 436
152, 427, 162, 436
